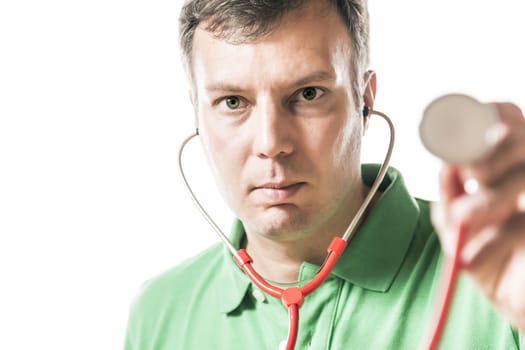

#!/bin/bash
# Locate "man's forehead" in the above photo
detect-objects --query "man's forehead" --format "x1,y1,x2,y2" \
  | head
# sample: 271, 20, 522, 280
192, 32, 344, 83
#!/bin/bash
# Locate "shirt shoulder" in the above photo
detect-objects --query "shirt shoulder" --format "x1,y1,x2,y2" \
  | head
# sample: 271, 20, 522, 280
125, 243, 226, 349
133, 242, 224, 309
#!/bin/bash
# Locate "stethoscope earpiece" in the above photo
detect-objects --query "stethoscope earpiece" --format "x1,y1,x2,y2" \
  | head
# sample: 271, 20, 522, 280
363, 105, 370, 117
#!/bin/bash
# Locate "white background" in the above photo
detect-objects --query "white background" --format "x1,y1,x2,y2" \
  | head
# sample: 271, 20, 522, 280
0, 1, 523, 349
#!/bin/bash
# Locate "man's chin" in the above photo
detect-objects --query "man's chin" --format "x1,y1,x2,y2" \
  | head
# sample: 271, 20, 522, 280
246, 207, 313, 241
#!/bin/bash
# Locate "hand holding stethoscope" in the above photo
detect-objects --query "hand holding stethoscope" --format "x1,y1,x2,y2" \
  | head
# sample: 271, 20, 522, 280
422, 94, 525, 339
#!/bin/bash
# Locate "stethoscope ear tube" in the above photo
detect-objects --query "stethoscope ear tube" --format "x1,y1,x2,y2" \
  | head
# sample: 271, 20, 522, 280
177, 110, 396, 350
178, 105, 462, 349
177, 132, 239, 255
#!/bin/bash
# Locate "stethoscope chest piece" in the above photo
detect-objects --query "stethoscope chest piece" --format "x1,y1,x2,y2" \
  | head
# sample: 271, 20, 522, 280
420, 93, 500, 165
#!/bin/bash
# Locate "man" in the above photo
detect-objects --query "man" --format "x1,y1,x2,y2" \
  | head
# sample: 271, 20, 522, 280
125, 0, 525, 348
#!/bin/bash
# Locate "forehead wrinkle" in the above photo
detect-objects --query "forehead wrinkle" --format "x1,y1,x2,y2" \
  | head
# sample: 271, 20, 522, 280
198, 44, 337, 94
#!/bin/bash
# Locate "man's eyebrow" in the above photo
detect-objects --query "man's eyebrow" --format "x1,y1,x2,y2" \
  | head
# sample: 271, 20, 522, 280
289, 71, 335, 88
204, 71, 335, 93
205, 82, 246, 93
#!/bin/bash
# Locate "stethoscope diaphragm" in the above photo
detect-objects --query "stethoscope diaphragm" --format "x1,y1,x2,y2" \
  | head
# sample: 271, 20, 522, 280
420, 93, 500, 165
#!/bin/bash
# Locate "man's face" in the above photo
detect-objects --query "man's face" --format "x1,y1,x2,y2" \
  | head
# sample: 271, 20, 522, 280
191, 2, 367, 242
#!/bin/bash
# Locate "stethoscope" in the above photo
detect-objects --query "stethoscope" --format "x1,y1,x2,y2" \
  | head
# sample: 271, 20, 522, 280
178, 94, 499, 350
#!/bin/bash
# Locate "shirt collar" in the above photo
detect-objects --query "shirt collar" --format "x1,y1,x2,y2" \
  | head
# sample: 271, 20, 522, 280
301, 164, 420, 292
218, 164, 420, 313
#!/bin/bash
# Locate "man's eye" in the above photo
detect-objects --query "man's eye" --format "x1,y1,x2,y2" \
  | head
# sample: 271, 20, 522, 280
302, 87, 317, 101
224, 96, 241, 110
298, 87, 324, 102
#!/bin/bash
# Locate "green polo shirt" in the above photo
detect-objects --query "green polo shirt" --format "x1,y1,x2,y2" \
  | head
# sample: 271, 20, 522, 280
125, 164, 523, 349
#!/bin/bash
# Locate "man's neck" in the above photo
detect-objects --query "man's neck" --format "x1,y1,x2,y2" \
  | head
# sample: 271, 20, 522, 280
244, 231, 336, 284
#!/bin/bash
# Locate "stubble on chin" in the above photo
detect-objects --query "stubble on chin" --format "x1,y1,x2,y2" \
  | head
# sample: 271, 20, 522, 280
242, 205, 318, 242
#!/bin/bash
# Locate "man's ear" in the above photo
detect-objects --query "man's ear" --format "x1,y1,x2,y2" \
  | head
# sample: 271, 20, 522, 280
363, 70, 377, 112
362, 70, 377, 132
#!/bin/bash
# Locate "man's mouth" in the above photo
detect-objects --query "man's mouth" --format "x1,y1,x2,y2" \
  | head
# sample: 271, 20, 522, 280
254, 182, 306, 203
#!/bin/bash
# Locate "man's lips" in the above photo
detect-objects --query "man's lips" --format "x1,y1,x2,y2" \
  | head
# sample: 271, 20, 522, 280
252, 182, 306, 202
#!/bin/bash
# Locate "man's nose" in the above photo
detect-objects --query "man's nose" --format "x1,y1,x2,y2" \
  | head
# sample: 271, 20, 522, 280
252, 99, 294, 159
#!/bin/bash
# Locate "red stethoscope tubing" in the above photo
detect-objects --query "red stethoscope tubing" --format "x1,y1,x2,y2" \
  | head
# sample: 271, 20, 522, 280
424, 224, 466, 350
234, 226, 465, 350
233, 237, 348, 350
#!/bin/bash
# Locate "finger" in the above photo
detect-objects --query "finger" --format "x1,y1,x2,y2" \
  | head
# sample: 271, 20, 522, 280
439, 165, 465, 202
460, 213, 525, 287
434, 165, 487, 256
494, 102, 525, 126
447, 167, 525, 236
